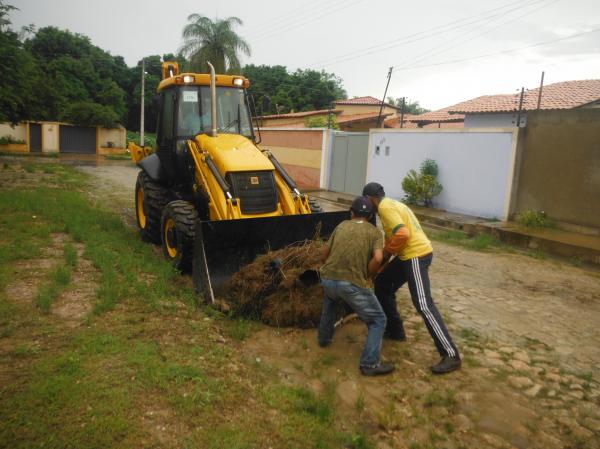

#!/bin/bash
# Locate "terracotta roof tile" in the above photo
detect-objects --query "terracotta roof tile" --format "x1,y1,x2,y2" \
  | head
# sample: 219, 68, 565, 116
408, 106, 465, 123
337, 111, 394, 125
262, 121, 306, 128
333, 96, 399, 109
422, 121, 464, 129
260, 109, 341, 120
449, 79, 600, 114
384, 115, 419, 128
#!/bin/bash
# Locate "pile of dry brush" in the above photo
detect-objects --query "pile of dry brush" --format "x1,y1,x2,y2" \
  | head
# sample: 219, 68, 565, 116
225, 239, 346, 328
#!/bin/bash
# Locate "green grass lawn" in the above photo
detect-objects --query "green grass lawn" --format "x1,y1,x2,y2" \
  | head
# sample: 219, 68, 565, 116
0, 162, 370, 449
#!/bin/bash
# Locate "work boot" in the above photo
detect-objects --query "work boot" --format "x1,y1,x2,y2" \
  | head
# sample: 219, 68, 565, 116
360, 362, 395, 376
384, 329, 406, 341
431, 356, 461, 374
384, 323, 406, 341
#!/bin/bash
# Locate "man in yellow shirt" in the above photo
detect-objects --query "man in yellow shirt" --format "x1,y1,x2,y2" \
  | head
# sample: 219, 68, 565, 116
362, 182, 460, 374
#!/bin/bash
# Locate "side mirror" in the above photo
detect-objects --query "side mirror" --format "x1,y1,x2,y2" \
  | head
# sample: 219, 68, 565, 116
262, 95, 271, 115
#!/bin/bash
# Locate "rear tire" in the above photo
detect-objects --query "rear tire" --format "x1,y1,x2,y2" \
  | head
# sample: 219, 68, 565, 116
161, 200, 198, 272
135, 171, 170, 243
308, 196, 323, 213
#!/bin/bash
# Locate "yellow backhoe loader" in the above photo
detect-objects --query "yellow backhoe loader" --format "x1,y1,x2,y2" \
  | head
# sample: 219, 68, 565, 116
129, 62, 348, 303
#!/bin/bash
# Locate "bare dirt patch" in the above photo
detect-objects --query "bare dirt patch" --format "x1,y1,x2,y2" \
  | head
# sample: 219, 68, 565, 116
52, 243, 98, 326
4, 233, 67, 304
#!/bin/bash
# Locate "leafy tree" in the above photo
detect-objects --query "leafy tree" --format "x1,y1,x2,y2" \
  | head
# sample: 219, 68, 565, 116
242, 64, 346, 115
387, 97, 430, 115
0, 1, 44, 124
62, 102, 120, 128
180, 15, 250, 73
22, 26, 131, 126
126, 55, 172, 133
305, 115, 339, 129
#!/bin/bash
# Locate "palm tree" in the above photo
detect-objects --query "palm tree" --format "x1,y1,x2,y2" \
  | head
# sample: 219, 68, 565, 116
180, 15, 251, 74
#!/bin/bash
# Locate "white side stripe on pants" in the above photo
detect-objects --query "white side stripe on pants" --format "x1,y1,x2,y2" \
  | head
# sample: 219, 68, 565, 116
411, 258, 456, 357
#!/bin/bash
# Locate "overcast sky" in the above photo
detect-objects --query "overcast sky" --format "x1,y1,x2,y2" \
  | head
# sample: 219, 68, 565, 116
10, 0, 600, 110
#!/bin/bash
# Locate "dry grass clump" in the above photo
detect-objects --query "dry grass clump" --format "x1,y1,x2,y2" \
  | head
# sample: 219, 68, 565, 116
226, 240, 343, 328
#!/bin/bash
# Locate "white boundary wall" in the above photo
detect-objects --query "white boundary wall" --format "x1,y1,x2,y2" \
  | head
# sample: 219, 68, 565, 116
366, 128, 520, 220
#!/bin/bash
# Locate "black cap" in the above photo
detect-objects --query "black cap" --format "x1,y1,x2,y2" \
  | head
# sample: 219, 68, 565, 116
362, 182, 385, 198
351, 196, 374, 217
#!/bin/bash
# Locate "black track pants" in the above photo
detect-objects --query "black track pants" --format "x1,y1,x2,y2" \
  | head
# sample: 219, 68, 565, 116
374, 253, 459, 358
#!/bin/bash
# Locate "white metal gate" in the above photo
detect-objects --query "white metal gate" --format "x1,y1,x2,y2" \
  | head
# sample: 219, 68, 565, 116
329, 132, 369, 195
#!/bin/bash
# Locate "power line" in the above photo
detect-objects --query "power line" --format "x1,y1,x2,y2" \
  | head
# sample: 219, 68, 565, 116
250, 0, 364, 43
309, 0, 548, 69
391, 27, 600, 71
393, 0, 559, 74
242, 0, 324, 36
247, 0, 352, 39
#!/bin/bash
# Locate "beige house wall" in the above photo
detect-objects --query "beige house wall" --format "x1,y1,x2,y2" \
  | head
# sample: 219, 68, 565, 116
259, 128, 327, 189
42, 122, 60, 152
0, 122, 27, 141
514, 109, 600, 229
261, 113, 329, 127
1, 121, 128, 155
99, 127, 126, 148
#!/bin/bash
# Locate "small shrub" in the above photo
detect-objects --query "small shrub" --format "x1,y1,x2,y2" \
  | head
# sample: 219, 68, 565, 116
305, 115, 339, 129
401, 159, 443, 207
420, 158, 439, 176
0, 135, 26, 145
516, 209, 552, 228
126, 131, 157, 149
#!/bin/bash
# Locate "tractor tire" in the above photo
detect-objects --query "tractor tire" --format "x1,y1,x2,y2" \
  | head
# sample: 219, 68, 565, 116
135, 171, 170, 244
308, 196, 324, 213
161, 200, 198, 272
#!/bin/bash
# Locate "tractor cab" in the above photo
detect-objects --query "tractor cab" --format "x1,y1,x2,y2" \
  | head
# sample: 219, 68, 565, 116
154, 62, 256, 183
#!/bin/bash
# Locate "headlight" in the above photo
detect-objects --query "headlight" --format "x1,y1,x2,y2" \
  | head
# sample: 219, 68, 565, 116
183, 75, 195, 83
233, 78, 244, 86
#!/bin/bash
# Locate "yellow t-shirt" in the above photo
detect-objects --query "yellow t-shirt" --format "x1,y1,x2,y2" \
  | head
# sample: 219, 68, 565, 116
377, 197, 432, 260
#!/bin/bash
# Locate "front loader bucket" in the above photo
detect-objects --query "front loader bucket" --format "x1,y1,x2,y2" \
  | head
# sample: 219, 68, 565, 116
192, 211, 350, 304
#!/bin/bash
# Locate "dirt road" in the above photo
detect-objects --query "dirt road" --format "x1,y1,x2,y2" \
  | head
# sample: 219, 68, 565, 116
76, 160, 600, 449
0, 158, 589, 448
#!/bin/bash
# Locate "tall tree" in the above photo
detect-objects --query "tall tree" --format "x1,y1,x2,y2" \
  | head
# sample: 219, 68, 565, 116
23, 26, 129, 126
0, 0, 42, 124
243, 64, 346, 115
180, 15, 250, 73
387, 97, 430, 115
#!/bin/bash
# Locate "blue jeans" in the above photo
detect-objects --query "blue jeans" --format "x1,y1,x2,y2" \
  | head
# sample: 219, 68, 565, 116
318, 278, 387, 367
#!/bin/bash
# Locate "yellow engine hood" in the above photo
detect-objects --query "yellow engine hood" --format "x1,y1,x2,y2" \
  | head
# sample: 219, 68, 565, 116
195, 134, 274, 175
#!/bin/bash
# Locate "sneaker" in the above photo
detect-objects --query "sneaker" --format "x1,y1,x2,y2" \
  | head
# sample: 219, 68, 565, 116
360, 362, 395, 376
431, 356, 461, 374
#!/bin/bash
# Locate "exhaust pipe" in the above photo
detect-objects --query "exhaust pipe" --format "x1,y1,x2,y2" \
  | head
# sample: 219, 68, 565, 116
207, 61, 218, 137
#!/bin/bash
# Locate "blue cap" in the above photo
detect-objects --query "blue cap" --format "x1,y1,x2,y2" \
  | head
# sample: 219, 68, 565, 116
351, 196, 374, 217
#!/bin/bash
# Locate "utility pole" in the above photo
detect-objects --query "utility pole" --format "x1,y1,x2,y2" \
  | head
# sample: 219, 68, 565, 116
400, 97, 406, 129
376, 67, 393, 128
516, 87, 525, 128
140, 58, 146, 146
536, 71, 545, 110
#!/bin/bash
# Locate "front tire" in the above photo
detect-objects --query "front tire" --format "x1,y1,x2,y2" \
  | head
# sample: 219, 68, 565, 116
135, 171, 170, 243
161, 200, 198, 272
